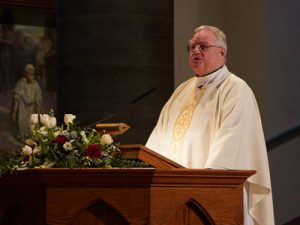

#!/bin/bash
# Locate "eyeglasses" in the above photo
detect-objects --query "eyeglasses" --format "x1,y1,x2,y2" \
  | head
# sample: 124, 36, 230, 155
187, 43, 222, 52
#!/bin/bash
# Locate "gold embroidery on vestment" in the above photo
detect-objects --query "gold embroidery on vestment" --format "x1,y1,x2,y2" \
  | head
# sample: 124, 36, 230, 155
168, 88, 206, 161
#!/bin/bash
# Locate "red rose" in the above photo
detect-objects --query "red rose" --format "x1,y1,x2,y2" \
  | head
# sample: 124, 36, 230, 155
54, 135, 68, 144
85, 144, 102, 158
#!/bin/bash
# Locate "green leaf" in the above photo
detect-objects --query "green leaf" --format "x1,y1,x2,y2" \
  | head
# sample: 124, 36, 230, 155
66, 155, 77, 168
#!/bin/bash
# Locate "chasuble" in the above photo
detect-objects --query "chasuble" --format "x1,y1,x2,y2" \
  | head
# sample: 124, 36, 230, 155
146, 66, 274, 225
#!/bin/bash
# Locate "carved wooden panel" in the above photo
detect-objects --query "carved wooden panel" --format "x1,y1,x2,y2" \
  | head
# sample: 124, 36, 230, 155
0, 168, 255, 225
166, 199, 215, 225
71, 198, 129, 225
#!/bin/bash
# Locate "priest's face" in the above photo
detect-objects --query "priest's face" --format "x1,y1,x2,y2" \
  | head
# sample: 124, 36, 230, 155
188, 29, 225, 76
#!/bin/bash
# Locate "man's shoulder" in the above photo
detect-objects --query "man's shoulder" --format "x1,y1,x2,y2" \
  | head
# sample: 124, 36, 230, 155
219, 73, 255, 99
222, 73, 250, 90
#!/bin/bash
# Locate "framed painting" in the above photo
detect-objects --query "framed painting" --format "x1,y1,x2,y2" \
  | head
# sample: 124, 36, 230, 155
0, 0, 56, 153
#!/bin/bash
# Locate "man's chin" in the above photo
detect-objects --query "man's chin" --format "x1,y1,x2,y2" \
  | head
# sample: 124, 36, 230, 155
192, 68, 206, 77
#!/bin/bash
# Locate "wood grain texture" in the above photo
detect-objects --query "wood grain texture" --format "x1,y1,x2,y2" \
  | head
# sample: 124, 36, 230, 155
0, 168, 254, 225
120, 144, 185, 168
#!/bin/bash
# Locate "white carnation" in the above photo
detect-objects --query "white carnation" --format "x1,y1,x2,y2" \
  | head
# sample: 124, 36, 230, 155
64, 114, 76, 125
100, 134, 113, 145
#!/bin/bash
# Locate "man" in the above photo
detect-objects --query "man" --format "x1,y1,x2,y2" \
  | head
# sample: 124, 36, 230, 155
11, 63, 42, 140
146, 25, 274, 225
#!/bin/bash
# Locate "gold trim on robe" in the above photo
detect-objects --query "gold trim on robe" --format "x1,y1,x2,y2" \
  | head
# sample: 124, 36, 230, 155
169, 88, 206, 161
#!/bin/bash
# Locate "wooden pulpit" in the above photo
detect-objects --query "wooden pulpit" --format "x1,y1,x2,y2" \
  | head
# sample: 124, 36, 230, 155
0, 144, 255, 225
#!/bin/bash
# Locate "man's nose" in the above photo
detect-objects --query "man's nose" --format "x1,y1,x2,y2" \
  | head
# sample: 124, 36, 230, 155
193, 45, 201, 53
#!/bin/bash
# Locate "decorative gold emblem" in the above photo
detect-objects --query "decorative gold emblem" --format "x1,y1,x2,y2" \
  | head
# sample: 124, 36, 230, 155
168, 88, 206, 161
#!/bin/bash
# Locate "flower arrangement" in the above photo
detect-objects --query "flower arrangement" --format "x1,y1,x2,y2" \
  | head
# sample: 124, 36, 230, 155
0, 110, 148, 177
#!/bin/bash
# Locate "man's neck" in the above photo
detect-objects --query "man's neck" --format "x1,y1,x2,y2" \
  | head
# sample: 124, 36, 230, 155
196, 65, 224, 77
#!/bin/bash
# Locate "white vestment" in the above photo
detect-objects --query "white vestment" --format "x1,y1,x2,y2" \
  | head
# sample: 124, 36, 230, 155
146, 66, 274, 225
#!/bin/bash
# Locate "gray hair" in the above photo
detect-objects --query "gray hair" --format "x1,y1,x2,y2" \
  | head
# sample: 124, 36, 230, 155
24, 63, 35, 72
194, 25, 227, 55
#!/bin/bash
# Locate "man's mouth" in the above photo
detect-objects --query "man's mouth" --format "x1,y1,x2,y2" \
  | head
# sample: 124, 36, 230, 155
192, 55, 201, 61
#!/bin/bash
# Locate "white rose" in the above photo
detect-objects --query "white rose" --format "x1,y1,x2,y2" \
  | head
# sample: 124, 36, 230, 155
64, 114, 76, 125
63, 141, 73, 151
100, 134, 113, 145
30, 114, 39, 125
22, 145, 33, 156
40, 114, 51, 128
49, 116, 57, 128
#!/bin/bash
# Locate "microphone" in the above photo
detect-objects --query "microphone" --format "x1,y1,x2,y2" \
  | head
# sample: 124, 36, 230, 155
86, 87, 157, 128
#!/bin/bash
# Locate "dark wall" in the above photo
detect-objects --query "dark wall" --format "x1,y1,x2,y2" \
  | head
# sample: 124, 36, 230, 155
264, 1, 300, 224
57, 0, 174, 144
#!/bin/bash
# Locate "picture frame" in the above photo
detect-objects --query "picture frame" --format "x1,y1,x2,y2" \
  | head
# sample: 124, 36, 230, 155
0, 0, 56, 153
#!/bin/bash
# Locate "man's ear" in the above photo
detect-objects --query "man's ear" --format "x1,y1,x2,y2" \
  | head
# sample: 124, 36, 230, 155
220, 48, 225, 56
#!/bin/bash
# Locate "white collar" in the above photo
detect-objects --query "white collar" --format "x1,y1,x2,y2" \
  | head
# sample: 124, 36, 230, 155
196, 65, 226, 89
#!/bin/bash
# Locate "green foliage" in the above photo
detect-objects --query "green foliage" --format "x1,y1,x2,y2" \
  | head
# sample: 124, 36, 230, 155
0, 151, 22, 177
0, 112, 151, 177
111, 157, 150, 168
